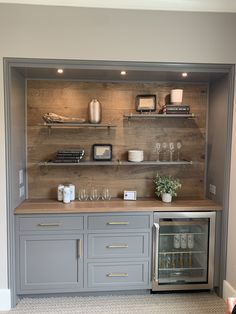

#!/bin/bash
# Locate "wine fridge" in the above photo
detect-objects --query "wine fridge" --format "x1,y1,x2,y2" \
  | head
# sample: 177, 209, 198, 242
152, 211, 215, 291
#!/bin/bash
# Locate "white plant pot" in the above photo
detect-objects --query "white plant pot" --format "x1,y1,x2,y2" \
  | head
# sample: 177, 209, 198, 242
162, 193, 172, 203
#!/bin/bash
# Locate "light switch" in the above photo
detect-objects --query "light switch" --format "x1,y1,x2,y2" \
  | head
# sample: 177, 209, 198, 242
19, 169, 24, 185
209, 184, 216, 195
19, 186, 25, 198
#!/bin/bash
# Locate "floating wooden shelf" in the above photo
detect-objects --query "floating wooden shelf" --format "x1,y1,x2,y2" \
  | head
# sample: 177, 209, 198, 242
39, 160, 192, 166
123, 113, 195, 119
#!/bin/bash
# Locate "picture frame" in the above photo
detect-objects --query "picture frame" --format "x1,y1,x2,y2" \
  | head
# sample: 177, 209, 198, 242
92, 144, 112, 161
135, 94, 156, 112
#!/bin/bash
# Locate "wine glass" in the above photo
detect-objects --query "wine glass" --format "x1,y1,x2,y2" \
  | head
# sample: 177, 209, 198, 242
169, 142, 175, 162
155, 142, 161, 162
176, 141, 182, 161
162, 142, 169, 162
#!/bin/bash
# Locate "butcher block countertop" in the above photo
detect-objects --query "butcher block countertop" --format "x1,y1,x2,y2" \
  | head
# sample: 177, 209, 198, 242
14, 198, 222, 214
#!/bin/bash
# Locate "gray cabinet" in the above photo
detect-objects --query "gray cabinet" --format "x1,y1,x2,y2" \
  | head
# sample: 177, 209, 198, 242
19, 234, 83, 293
16, 214, 84, 294
85, 213, 152, 291
15, 212, 152, 294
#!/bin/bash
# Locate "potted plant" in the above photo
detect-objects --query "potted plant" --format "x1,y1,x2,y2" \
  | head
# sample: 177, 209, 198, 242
154, 175, 181, 203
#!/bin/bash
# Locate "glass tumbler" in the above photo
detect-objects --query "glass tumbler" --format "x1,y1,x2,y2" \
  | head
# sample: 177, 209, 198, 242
78, 189, 88, 201
89, 188, 100, 201
101, 188, 111, 200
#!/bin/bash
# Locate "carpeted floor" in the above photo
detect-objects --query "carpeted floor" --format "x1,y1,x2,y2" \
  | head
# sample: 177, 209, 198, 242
3, 292, 226, 314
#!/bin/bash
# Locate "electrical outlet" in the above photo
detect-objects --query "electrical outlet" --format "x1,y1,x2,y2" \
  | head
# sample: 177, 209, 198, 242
19, 186, 25, 198
209, 184, 216, 195
19, 169, 24, 185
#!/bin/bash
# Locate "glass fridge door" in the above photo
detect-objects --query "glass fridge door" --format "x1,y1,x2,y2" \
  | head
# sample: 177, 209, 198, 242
158, 217, 209, 285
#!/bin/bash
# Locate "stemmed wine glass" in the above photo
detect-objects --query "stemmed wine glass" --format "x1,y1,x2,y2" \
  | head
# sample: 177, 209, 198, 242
169, 142, 175, 162
155, 143, 161, 162
162, 142, 168, 162
176, 141, 182, 161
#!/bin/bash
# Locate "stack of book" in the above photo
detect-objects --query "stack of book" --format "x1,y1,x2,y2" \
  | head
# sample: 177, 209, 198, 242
163, 104, 191, 114
53, 149, 85, 163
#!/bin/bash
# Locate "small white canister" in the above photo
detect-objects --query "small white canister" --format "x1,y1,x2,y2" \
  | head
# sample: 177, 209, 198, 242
170, 89, 183, 104
128, 150, 144, 162
57, 184, 64, 202
69, 184, 75, 201
63, 186, 71, 204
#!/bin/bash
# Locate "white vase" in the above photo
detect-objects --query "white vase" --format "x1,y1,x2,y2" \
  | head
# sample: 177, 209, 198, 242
162, 193, 172, 203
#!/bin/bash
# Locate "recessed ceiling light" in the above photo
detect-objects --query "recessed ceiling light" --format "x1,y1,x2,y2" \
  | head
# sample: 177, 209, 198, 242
121, 71, 127, 76
57, 68, 64, 74
182, 72, 188, 77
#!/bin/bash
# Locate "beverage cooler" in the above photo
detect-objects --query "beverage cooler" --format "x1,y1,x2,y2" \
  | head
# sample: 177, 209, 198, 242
152, 211, 216, 291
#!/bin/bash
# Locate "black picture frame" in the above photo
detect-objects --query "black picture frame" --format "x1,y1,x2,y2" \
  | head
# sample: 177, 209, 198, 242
92, 144, 112, 161
135, 94, 156, 112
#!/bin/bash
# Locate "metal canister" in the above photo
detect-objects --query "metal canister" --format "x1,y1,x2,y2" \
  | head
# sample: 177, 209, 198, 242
63, 186, 71, 204
57, 184, 64, 201
69, 184, 75, 201
88, 99, 102, 124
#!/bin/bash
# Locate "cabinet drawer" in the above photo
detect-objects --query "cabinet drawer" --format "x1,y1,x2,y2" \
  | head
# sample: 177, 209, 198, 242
19, 215, 84, 232
88, 233, 149, 258
88, 261, 149, 288
87, 214, 150, 230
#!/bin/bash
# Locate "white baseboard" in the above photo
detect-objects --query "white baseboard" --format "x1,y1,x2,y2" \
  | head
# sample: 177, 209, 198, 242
0, 289, 11, 311
223, 280, 236, 302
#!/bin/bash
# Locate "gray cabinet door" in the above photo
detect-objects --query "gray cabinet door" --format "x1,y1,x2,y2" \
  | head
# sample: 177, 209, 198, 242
18, 234, 83, 293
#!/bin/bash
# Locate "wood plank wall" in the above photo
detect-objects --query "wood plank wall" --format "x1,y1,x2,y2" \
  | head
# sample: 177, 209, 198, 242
27, 80, 207, 200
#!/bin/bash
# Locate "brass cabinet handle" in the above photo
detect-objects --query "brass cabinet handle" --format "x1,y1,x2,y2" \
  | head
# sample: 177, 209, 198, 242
37, 223, 62, 227
106, 244, 128, 248
107, 222, 129, 225
106, 273, 128, 277
77, 239, 83, 258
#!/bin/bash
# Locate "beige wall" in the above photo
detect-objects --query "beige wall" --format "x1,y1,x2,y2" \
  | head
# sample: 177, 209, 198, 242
226, 73, 236, 290
0, 3, 236, 296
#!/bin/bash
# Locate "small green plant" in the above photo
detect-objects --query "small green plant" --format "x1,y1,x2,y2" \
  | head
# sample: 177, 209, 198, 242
154, 175, 181, 198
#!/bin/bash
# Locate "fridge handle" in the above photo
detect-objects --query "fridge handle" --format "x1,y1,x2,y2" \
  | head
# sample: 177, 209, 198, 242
153, 223, 160, 283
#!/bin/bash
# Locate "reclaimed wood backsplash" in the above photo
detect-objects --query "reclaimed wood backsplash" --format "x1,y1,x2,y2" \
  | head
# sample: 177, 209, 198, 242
27, 80, 207, 199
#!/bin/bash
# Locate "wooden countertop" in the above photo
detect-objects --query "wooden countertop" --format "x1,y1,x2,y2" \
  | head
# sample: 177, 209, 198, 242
14, 198, 222, 214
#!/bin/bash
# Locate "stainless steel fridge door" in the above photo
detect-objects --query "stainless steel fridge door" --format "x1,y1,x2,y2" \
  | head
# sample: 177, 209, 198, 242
152, 211, 215, 291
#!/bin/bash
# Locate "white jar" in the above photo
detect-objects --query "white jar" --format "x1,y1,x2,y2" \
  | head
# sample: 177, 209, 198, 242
57, 184, 64, 201
69, 184, 75, 201
63, 186, 71, 204
170, 89, 183, 104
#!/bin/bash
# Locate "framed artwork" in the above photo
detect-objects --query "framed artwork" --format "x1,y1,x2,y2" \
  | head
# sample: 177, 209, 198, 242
92, 144, 112, 161
136, 94, 156, 112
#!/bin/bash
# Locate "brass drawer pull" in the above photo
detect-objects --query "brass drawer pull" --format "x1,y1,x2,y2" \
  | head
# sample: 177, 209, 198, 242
107, 244, 128, 249
107, 222, 129, 225
37, 223, 62, 227
77, 239, 83, 258
106, 273, 128, 277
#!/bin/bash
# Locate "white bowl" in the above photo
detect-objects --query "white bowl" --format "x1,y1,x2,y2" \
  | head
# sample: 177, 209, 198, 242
128, 150, 144, 162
